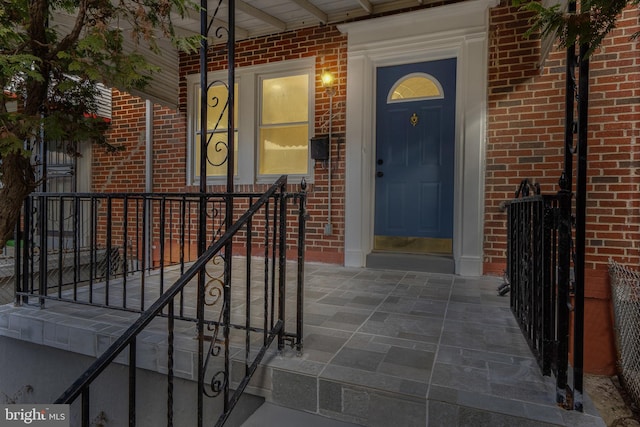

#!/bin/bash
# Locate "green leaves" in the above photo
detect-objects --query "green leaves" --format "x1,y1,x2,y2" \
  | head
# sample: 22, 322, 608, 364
513, 0, 639, 54
0, 0, 197, 249
1, 0, 196, 166
174, 34, 203, 54
0, 112, 33, 158
0, 54, 43, 85
0, 126, 25, 157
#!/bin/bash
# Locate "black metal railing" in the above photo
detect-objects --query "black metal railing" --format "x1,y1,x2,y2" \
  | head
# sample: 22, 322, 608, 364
505, 179, 582, 410
16, 175, 305, 426
15, 182, 305, 317
15, 190, 228, 308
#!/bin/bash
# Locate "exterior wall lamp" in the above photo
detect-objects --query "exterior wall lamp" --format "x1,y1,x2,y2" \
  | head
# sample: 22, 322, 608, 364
321, 69, 334, 235
321, 70, 336, 95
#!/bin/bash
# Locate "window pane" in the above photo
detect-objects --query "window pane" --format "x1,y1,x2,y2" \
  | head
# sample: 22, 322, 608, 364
194, 82, 239, 179
196, 84, 238, 131
261, 75, 308, 125
259, 126, 308, 175
194, 131, 238, 177
389, 74, 443, 101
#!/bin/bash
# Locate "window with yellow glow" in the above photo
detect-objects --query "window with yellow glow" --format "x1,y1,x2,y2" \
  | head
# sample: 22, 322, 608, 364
194, 83, 238, 178
187, 58, 314, 184
258, 74, 309, 175
388, 73, 444, 102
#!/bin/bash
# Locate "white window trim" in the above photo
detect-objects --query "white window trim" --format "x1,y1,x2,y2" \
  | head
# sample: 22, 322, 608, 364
255, 66, 314, 184
186, 57, 316, 186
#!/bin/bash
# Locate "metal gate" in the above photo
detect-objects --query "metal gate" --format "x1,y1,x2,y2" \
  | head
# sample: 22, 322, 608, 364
505, 179, 580, 410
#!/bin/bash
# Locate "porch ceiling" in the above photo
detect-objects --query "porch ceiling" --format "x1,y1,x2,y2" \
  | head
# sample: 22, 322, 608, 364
174, 0, 435, 41
51, 0, 438, 108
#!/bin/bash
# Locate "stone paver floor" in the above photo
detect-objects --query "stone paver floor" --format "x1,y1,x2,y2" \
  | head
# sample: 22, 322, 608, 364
0, 259, 606, 426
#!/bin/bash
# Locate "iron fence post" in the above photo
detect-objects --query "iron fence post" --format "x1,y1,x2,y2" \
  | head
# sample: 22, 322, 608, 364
105, 197, 113, 305
128, 336, 137, 427
572, 39, 590, 412
196, 0, 209, 424
296, 179, 307, 353
278, 178, 287, 351
223, 197, 233, 413
38, 195, 47, 307
15, 198, 26, 306
541, 197, 556, 376
563, 0, 577, 190
81, 389, 90, 427
556, 187, 572, 407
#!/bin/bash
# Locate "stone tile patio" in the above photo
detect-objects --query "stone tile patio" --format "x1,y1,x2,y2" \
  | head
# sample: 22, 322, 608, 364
0, 260, 606, 426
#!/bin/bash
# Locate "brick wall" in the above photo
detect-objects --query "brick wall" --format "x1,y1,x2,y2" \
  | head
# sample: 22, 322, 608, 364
95, 4, 639, 276
95, 25, 348, 264
485, 3, 639, 374
485, 3, 562, 274
93, 93, 147, 193
485, 4, 640, 274
94, 93, 187, 194
94, 2, 640, 271
586, 6, 640, 269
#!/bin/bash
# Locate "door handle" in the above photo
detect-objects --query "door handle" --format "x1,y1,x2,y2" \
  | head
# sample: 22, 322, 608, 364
377, 159, 384, 165
376, 171, 384, 178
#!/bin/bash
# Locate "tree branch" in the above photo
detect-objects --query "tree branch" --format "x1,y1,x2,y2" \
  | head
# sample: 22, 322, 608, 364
51, 0, 89, 58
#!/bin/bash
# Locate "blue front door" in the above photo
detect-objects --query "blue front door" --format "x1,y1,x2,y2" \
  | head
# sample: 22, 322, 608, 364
374, 59, 456, 253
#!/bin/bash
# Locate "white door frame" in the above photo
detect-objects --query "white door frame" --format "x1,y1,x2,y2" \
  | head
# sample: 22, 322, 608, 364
339, 0, 498, 276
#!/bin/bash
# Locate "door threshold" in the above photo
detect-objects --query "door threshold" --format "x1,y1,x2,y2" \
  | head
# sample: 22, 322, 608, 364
365, 252, 454, 274
374, 235, 452, 255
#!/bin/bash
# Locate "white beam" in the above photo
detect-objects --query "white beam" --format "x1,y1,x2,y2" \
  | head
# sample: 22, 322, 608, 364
357, 0, 374, 14
236, 1, 287, 31
289, 0, 328, 24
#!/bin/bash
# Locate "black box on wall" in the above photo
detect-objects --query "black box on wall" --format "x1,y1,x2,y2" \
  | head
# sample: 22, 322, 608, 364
310, 136, 329, 160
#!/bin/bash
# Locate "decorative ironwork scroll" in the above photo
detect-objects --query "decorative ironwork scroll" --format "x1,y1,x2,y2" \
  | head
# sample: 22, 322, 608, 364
203, 80, 231, 171
203, 306, 227, 398
201, 253, 227, 398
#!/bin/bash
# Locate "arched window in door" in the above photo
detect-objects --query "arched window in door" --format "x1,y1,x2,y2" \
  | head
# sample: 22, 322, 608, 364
387, 73, 444, 103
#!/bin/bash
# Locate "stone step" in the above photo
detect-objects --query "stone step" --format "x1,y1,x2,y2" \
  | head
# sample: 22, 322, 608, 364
241, 402, 362, 427
231, 350, 606, 427
366, 252, 455, 274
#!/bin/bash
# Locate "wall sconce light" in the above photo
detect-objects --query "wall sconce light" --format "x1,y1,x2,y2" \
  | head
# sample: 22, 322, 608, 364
321, 70, 335, 95
320, 68, 335, 235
